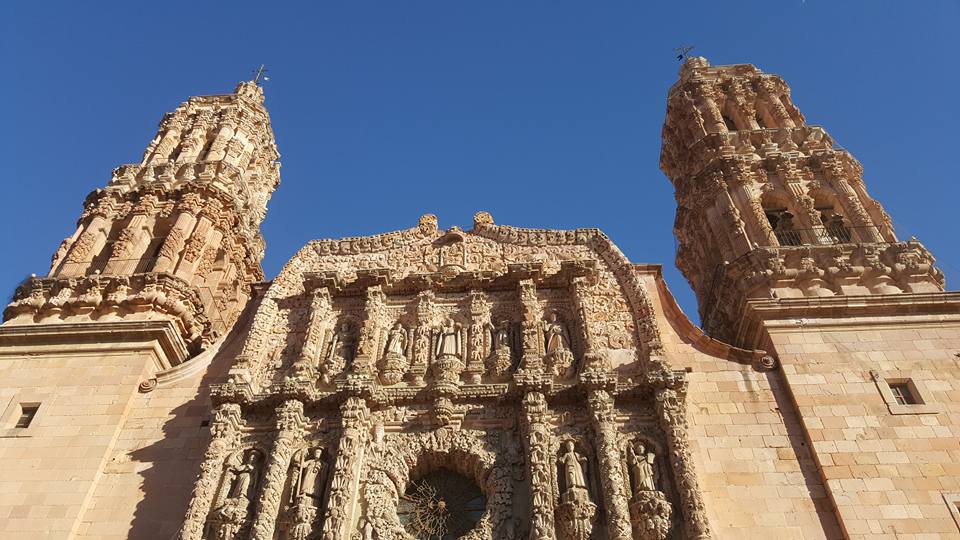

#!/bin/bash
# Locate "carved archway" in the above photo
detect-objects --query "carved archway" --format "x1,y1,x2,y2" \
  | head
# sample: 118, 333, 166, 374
361, 429, 515, 540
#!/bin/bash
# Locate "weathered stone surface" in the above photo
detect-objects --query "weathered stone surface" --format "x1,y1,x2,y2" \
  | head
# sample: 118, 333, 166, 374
0, 60, 958, 540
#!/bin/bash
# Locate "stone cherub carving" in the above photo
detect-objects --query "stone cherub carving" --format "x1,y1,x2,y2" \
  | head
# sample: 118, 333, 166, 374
288, 447, 328, 540
543, 311, 575, 378
210, 450, 261, 540
321, 320, 357, 384
380, 321, 409, 385
556, 440, 596, 540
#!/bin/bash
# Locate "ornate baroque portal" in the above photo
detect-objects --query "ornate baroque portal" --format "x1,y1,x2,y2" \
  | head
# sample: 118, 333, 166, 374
4, 57, 959, 540
176, 213, 710, 540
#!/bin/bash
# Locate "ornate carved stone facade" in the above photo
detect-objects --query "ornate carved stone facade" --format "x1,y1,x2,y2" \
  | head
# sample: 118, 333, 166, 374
1, 59, 959, 540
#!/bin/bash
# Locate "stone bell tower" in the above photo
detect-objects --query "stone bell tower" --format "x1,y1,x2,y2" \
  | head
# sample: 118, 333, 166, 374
5, 80, 280, 355
660, 56, 944, 348
0, 80, 280, 539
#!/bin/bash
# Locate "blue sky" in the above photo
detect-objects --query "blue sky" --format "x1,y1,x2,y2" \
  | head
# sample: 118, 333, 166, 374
2, 1, 958, 323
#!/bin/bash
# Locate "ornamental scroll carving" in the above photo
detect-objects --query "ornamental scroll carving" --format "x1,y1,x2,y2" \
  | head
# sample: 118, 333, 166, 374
188, 216, 714, 540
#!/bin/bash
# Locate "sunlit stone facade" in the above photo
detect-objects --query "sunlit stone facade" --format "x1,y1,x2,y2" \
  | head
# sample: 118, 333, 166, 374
0, 58, 957, 540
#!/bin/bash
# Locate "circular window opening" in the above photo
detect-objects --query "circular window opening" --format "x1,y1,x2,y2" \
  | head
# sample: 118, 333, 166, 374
397, 468, 486, 539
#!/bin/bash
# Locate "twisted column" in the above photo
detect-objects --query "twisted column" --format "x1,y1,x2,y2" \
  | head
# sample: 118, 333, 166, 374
587, 389, 632, 540
522, 391, 556, 540
655, 388, 711, 540
178, 402, 243, 540
250, 400, 306, 540
321, 397, 370, 540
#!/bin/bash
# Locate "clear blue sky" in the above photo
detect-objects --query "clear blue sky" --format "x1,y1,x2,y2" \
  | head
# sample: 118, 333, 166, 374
2, 1, 958, 323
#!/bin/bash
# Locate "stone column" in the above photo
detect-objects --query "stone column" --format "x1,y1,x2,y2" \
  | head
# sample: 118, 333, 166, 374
832, 178, 884, 243
205, 122, 236, 161
59, 213, 110, 277
518, 279, 544, 372
718, 190, 752, 256
147, 126, 182, 164
655, 388, 711, 540
250, 399, 307, 540
587, 389, 632, 540
293, 287, 332, 380
521, 391, 555, 540
321, 397, 370, 540
409, 291, 435, 384
153, 202, 199, 273
693, 84, 727, 134
175, 204, 223, 280
464, 289, 490, 383
178, 402, 243, 540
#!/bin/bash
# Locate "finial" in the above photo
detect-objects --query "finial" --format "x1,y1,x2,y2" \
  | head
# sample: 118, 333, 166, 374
473, 211, 494, 229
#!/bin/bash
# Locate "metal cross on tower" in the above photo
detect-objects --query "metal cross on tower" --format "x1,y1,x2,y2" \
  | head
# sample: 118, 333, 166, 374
253, 64, 270, 84
673, 45, 694, 62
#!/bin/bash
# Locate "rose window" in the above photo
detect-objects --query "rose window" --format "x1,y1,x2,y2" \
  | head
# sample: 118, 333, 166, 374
397, 468, 486, 539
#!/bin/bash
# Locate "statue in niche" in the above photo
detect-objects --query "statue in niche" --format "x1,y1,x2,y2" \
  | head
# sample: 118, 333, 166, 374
485, 319, 515, 379
626, 440, 673, 540
209, 450, 260, 540
430, 317, 465, 386
321, 320, 357, 384
288, 448, 327, 540
542, 312, 575, 378
627, 441, 658, 493
559, 441, 589, 502
380, 321, 409, 385
555, 441, 596, 540
434, 317, 463, 361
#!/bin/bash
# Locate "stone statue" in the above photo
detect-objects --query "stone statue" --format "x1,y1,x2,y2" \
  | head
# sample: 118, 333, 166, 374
556, 441, 596, 540
628, 441, 658, 493
435, 318, 462, 360
560, 440, 588, 498
210, 450, 259, 540
486, 319, 514, 378
626, 440, 673, 540
380, 322, 409, 385
226, 450, 257, 499
543, 312, 574, 377
289, 448, 326, 540
322, 321, 356, 383
385, 321, 407, 357
293, 448, 327, 502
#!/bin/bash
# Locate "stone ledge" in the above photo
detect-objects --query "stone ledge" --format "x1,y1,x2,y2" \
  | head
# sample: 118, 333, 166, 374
0, 319, 191, 371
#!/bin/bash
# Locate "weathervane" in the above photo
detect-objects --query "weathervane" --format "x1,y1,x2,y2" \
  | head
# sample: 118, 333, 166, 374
673, 45, 694, 62
252, 64, 270, 84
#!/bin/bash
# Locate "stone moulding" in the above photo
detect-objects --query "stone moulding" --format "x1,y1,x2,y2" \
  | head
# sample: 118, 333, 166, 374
4, 272, 212, 353
0, 319, 190, 370
702, 241, 945, 343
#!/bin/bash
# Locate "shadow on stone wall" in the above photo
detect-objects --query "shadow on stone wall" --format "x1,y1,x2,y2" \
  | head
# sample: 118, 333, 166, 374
127, 291, 264, 539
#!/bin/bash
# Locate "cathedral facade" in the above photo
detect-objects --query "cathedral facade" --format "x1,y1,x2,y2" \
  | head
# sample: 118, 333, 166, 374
0, 58, 958, 540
